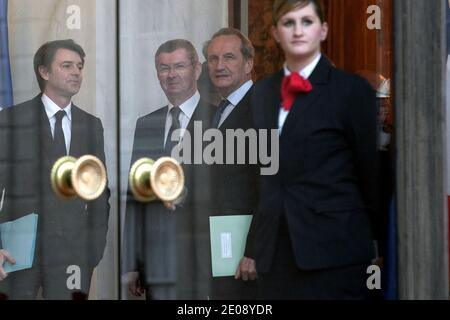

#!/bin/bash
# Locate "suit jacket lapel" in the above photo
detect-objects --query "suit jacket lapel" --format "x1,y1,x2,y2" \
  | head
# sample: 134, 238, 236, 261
267, 71, 284, 130
186, 99, 212, 133
155, 106, 168, 152
281, 56, 331, 138
35, 96, 55, 159
69, 105, 84, 157
219, 90, 245, 129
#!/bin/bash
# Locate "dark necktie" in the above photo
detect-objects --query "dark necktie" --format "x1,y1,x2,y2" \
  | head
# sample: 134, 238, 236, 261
212, 99, 229, 128
281, 73, 313, 111
54, 110, 67, 157
165, 106, 181, 156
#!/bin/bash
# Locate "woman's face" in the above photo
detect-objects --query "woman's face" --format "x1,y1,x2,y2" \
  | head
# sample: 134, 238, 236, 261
272, 3, 328, 62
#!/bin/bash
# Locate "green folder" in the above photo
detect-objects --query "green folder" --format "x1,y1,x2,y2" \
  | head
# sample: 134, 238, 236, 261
0, 213, 38, 273
209, 215, 252, 277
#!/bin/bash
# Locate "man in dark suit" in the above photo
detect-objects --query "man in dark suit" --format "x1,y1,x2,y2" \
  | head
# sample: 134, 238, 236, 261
0, 39, 110, 299
203, 28, 259, 299
123, 39, 213, 299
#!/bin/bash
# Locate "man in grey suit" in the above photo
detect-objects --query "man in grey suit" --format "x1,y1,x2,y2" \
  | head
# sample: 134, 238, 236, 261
124, 39, 213, 300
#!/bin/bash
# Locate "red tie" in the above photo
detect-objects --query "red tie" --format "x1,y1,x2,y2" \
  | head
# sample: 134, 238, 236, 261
281, 73, 312, 111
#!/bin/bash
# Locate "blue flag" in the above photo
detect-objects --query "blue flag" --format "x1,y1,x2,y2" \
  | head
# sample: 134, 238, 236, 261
0, 0, 13, 109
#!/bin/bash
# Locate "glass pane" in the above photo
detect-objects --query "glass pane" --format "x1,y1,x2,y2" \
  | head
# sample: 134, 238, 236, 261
0, 0, 397, 301
119, 0, 228, 300
0, 0, 118, 300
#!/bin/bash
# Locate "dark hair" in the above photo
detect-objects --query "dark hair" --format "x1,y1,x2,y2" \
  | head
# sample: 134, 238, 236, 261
273, 0, 325, 25
155, 39, 199, 66
33, 39, 85, 91
202, 27, 255, 61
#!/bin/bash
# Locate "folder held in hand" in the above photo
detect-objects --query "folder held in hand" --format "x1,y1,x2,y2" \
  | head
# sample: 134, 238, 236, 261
209, 215, 252, 277
0, 213, 38, 273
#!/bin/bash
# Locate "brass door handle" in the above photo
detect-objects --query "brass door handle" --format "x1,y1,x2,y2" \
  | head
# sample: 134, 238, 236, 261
51, 155, 107, 201
129, 157, 184, 203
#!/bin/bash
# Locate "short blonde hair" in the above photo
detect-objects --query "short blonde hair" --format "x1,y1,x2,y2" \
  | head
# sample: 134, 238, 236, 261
272, 0, 325, 25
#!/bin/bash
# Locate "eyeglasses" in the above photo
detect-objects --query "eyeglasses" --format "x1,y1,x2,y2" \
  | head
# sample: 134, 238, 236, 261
158, 63, 193, 75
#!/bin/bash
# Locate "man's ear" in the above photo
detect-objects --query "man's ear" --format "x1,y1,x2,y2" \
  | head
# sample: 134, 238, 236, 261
194, 62, 202, 81
38, 65, 50, 81
245, 58, 254, 76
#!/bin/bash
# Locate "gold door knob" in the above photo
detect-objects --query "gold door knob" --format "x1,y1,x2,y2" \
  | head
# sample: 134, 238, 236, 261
51, 155, 107, 201
129, 157, 184, 203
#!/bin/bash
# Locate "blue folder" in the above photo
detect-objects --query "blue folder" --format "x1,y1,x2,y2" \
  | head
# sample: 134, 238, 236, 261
0, 213, 38, 273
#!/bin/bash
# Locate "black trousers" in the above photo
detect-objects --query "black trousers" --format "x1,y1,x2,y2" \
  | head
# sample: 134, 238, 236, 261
211, 276, 258, 300
258, 215, 371, 300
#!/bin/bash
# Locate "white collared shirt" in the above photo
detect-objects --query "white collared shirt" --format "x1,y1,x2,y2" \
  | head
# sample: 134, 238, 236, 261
42, 94, 72, 154
164, 91, 200, 145
217, 80, 253, 128
278, 53, 322, 134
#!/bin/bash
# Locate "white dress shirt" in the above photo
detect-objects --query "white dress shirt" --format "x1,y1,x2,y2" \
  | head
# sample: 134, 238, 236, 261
217, 80, 253, 128
42, 94, 72, 154
278, 53, 322, 134
164, 91, 200, 146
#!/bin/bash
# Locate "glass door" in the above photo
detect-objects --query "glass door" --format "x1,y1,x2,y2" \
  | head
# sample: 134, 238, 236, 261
0, 0, 118, 299
118, 0, 228, 300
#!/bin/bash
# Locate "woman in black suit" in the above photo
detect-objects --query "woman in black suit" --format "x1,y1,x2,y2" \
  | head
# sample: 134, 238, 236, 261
250, 0, 379, 299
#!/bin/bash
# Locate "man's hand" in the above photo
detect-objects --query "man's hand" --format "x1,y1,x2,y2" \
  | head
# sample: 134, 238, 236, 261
372, 257, 384, 268
163, 201, 176, 211
0, 250, 16, 281
235, 256, 257, 281
126, 271, 145, 297
163, 187, 188, 211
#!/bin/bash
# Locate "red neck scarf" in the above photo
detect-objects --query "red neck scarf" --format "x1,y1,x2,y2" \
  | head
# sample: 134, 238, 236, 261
281, 72, 312, 111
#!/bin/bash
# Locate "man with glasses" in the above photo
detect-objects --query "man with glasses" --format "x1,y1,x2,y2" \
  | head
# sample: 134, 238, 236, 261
123, 39, 213, 299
